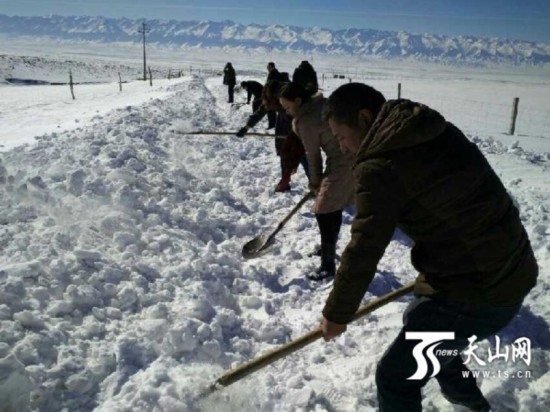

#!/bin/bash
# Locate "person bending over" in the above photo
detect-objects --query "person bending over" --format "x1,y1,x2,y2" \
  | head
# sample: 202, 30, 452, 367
320, 82, 538, 412
279, 82, 355, 280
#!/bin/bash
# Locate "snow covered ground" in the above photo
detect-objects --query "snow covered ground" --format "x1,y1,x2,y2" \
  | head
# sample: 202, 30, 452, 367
0, 44, 549, 411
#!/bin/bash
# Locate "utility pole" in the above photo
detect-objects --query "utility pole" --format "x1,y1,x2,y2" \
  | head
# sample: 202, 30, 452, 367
138, 22, 150, 81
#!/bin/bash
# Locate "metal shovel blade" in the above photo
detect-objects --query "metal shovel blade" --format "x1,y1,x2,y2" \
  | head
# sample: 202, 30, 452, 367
241, 192, 314, 260
242, 234, 275, 259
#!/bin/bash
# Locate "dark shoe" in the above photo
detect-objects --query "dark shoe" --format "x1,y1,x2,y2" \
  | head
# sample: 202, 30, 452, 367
275, 184, 290, 193
275, 179, 291, 192
442, 392, 491, 412
307, 243, 336, 281
469, 400, 491, 412
267, 125, 275, 130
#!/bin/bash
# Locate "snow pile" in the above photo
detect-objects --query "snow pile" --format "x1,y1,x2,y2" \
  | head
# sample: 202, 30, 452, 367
0, 69, 548, 411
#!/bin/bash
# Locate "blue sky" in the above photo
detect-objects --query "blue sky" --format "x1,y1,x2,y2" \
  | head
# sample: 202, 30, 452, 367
1, 0, 550, 43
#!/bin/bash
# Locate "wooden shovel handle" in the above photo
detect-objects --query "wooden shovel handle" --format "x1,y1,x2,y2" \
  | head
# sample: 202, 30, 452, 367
270, 191, 314, 237
216, 282, 415, 387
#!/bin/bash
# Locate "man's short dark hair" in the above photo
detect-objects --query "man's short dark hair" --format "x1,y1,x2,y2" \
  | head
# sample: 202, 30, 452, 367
267, 62, 275, 68
325, 83, 386, 128
240, 81, 247, 88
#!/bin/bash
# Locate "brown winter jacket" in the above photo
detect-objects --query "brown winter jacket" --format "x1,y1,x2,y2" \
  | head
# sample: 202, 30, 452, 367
293, 95, 355, 214
323, 99, 538, 324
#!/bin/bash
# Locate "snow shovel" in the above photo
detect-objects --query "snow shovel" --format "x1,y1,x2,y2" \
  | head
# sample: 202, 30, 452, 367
242, 191, 314, 259
199, 281, 415, 398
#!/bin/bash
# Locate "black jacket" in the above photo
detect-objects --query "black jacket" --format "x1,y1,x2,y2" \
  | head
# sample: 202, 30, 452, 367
242, 80, 263, 103
223, 64, 236, 86
267, 68, 289, 83
323, 99, 538, 324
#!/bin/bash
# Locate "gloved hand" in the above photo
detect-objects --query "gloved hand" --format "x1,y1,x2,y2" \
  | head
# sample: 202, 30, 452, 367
236, 127, 248, 137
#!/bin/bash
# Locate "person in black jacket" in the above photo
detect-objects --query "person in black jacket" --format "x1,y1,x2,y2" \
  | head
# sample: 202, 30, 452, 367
267, 62, 287, 82
320, 82, 538, 412
223, 62, 236, 103
292, 60, 318, 95
240, 80, 263, 113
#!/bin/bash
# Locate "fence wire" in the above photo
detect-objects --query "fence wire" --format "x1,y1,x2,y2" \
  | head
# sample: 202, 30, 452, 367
161, 63, 549, 142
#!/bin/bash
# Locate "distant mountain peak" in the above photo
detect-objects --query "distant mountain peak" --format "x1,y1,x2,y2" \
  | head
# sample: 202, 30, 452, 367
1, 14, 549, 65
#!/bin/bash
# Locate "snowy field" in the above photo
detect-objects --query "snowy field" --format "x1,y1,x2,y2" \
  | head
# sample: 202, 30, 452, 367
0, 41, 549, 411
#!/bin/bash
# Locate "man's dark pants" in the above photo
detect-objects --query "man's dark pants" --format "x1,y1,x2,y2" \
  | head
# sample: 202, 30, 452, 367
267, 110, 277, 128
376, 296, 522, 411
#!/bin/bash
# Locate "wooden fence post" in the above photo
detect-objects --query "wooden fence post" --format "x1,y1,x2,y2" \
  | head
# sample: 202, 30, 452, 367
148, 66, 153, 86
168, 69, 171, 79
118, 72, 122, 91
509, 97, 519, 135
69, 69, 75, 100
398, 83, 401, 99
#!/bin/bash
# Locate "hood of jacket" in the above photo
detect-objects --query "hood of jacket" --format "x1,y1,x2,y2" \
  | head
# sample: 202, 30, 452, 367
356, 99, 447, 163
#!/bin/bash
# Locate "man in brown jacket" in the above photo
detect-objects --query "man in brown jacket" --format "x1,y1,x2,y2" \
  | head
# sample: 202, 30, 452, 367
321, 83, 538, 411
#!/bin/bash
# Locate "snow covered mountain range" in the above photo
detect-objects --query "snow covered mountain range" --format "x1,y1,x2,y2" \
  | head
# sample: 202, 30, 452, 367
1, 14, 550, 65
